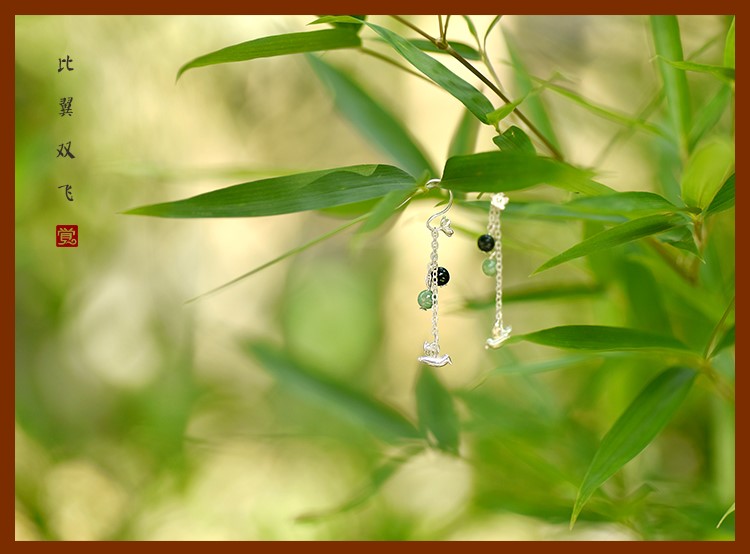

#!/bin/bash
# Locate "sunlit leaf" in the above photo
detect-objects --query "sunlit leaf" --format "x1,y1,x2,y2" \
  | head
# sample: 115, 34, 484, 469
416, 366, 460, 454
313, 16, 496, 123
307, 54, 435, 178
650, 16, 691, 152
177, 29, 361, 79
508, 325, 692, 353
724, 18, 735, 69
571, 367, 697, 527
125, 164, 415, 218
705, 174, 735, 216
681, 137, 735, 210
663, 59, 735, 83
448, 109, 480, 157
247, 342, 420, 442
441, 151, 610, 196
535, 213, 689, 273
492, 125, 535, 154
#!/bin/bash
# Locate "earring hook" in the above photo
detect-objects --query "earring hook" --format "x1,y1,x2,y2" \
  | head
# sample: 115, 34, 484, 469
424, 178, 454, 235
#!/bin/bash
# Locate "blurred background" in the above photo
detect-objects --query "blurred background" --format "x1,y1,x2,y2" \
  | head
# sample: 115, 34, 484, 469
15, 15, 733, 540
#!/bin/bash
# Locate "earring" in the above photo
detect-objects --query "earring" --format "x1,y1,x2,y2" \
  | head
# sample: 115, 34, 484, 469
417, 179, 454, 367
477, 193, 511, 349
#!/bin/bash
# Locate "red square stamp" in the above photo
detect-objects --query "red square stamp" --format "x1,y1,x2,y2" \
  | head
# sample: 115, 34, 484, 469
56, 225, 78, 247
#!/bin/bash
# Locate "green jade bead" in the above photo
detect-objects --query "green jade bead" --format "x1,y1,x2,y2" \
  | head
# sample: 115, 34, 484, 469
417, 289, 433, 310
482, 258, 497, 276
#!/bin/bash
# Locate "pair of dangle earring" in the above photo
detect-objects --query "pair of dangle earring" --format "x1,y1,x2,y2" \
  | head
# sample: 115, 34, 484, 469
416, 179, 453, 367
477, 193, 512, 349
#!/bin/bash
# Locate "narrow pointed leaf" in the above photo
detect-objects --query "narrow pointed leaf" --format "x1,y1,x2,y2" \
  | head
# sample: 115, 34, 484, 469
509, 325, 691, 353
321, 14, 366, 33
724, 18, 735, 69
486, 95, 527, 126
177, 29, 361, 79
717, 502, 735, 528
125, 164, 415, 218
448, 109, 480, 157
416, 366, 460, 454
681, 137, 734, 210
493, 125, 535, 154
408, 38, 481, 60
650, 16, 691, 152
706, 173, 735, 216
314, 16, 495, 123
535, 213, 689, 273
503, 29, 560, 151
565, 191, 679, 217
307, 54, 435, 178
710, 323, 735, 358
246, 342, 420, 441
571, 367, 697, 527
662, 59, 735, 83
441, 151, 610, 196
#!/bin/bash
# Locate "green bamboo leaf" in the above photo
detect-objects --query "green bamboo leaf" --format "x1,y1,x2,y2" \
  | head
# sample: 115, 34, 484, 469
314, 16, 495, 123
688, 85, 732, 151
662, 59, 735, 83
681, 137, 735, 210
416, 366, 460, 454
508, 325, 692, 353
408, 38, 481, 60
321, 14, 366, 33
448, 109, 480, 157
124, 164, 415, 218
486, 95, 527, 126
307, 54, 435, 178
503, 29, 561, 151
650, 16, 692, 152
710, 323, 735, 358
571, 367, 697, 527
565, 191, 680, 217
246, 342, 420, 442
461, 16, 481, 49
724, 18, 735, 69
534, 213, 689, 273
177, 29, 361, 80
441, 151, 610, 196
492, 126, 535, 154
658, 226, 701, 257
717, 502, 735, 528
536, 80, 667, 137
706, 173, 735, 216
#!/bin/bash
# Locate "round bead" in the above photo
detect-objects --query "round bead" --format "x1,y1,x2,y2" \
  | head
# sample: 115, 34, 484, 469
437, 266, 450, 286
417, 289, 433, 310
482, 258, 497, 276
477, 234, 495, 252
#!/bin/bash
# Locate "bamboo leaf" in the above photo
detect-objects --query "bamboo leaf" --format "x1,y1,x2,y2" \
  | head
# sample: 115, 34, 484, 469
124, 164, 415, 218
307, 54, 435, 178
717, 502, 735, 528
509, 325, 692, 353
503, 28, 561, 151
177, 29, 361, 79
408, 38, 481, 60
710, 324, 735, 358
492, 125, 535, 154
448, 109, 480, 157
662, 59, 735, 83
565, 191, 680, 217
571, 367, 697, 527
441, 151, 610, 196
486, 95, 527, 126
535, 213, 689, 273
322, 14, 366, 33
681, 137, 735, 210
246, 342, 420, 442
724, 18, 735, 69
314, 16, 496, 123
416, 366, 460, 454
650, 16, 692, 152
356, 188, 415, 235
705, 173, 735, 216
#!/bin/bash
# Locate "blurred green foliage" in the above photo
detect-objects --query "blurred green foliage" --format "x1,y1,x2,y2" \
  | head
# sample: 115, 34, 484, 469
16, 15, 733, 540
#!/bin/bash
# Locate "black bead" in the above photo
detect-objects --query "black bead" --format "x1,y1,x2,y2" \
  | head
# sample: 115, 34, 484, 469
437, 266, 450, 286
477, 234, 495, 252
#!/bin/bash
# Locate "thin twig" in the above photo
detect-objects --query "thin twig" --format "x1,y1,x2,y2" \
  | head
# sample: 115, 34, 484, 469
437, 15, 444, 39
390, 15, 564, 161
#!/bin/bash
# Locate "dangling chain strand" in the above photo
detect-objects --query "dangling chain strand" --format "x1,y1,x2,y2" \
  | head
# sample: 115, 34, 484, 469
486, 193, 511, 349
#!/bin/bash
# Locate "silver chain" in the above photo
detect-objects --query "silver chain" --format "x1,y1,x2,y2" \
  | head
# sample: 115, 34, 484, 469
486, 193, 511, 349
423, 227, 440, 356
